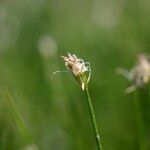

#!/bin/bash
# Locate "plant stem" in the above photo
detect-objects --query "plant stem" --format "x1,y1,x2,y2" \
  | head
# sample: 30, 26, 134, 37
133, 92, 147, 150
1, 89, 33, 145
84, 86, 103, 150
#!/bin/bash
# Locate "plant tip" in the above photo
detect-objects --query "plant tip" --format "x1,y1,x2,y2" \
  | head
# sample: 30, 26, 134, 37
61, 53, 91, 90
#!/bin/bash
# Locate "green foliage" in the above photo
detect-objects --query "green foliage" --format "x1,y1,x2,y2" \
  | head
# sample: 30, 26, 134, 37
0, 0, 150, 149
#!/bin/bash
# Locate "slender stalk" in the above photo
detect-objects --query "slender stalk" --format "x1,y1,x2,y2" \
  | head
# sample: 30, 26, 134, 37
84, 86, 103, 150
147, 84, 150, 149
1, 89, 33, 145
133, 92, 147, 150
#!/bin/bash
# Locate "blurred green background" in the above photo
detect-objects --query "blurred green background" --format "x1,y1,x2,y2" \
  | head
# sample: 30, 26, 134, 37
0, 0, 150, 149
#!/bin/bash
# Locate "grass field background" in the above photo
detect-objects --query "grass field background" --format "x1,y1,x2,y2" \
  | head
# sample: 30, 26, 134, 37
0, 0, 150, 149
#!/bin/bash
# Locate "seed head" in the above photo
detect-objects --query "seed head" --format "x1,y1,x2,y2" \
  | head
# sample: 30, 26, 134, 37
117, 54, 150, 93
61, 53, 91, 90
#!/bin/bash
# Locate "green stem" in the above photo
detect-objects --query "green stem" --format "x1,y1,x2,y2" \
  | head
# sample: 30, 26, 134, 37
133, 92, 147, 150
1, 89, 33, 145
84, 86, 103, 150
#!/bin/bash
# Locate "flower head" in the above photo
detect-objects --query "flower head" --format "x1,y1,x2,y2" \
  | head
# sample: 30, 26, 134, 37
61, 53, 91, 90
117, 54, 150, 93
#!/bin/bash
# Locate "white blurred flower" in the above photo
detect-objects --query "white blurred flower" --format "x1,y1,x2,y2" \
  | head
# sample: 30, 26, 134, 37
61, 53, 91, 90
0, 6, 20, 52
117, 54, 150, 93
91, 0, 123, 29
38, 35, 57, 57
22, 144, 38, 150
